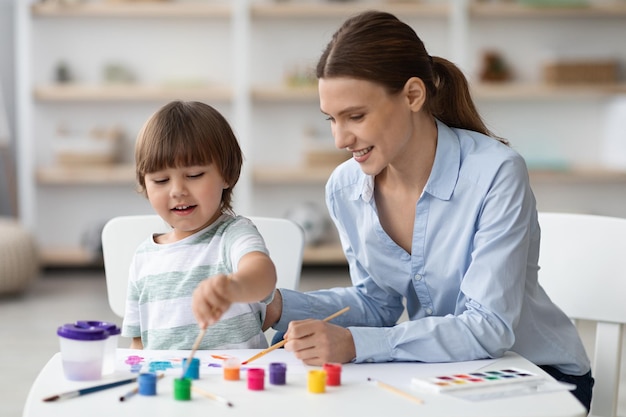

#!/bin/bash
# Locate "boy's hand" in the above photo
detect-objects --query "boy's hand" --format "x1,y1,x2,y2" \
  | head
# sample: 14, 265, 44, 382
192, 273, 238, 328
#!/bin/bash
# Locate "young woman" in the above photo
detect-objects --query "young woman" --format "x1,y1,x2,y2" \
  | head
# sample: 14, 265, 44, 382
122, 100, 276, 350
261, 11, 593, 411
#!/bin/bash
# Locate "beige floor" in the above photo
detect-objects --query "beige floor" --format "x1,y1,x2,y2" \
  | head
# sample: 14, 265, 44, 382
1, 266, 624, 417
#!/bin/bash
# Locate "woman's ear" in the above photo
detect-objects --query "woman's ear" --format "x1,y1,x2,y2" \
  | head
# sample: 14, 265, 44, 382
405, 77, 426, 112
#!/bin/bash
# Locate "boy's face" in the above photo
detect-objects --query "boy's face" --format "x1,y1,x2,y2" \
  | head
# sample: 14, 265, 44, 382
144, 164, 228, 242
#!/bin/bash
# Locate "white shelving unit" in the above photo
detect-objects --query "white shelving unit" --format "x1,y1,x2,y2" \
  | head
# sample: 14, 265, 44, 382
15, 0, 626, 266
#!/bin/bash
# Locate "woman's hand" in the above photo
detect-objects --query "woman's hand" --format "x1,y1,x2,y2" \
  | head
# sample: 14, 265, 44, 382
283, 319, 356, 365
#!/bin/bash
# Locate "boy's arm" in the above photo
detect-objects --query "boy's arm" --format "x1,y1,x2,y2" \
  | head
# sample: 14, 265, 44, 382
129, 337, 143, 349
192, 251, 277, 328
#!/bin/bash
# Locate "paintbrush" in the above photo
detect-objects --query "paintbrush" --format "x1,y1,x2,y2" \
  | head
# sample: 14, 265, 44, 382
192, 386, 233, 407
241, 306, 350, 365
43, 377, 138, 402
367, 377, 424, 404
181, 327, 206, 378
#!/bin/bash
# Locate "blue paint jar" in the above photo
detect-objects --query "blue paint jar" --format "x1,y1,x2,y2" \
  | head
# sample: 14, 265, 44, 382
138, 372, 158, 396
183, 357, 200, 380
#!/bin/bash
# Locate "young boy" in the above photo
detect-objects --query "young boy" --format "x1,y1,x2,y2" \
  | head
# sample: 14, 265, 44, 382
122, 100, 276, 350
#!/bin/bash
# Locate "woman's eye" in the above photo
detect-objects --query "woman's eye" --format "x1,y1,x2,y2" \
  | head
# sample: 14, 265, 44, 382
350, 114, 364, 121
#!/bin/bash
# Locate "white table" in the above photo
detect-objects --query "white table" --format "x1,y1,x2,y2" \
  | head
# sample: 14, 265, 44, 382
23, 348, 586, 417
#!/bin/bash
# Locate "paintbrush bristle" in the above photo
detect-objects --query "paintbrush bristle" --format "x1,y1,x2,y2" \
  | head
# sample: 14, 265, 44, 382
42, 395, 59, 402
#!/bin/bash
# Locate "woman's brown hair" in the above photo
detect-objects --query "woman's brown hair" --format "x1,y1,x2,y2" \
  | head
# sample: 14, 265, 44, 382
316, 10, 506, 143
135, 101, 242, 213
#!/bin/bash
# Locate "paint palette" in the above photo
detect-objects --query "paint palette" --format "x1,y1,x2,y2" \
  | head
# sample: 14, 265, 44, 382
411, 368, 544, 393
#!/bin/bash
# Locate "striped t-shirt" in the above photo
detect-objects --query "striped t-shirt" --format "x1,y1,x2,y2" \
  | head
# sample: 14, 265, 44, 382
121, 214, 272, 350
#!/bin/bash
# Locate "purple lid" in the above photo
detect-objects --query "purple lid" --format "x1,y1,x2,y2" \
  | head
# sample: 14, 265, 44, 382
57, 323, 109, 341
76, 320, 121, 336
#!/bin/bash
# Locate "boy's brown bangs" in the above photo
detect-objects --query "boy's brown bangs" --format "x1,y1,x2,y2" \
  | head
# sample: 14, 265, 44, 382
143, 132, 213, 173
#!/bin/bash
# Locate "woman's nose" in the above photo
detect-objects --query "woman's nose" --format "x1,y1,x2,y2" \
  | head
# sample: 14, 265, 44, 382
333, 123, 354, 150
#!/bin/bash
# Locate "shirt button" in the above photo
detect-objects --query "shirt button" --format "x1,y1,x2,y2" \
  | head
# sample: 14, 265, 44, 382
414, 274, 422, 281
425, 308, 433, 315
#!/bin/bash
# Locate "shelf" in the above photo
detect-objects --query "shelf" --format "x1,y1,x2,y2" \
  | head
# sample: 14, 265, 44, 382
31, 1, 231, 18
303, 243, 346, 265
34, 84, 232, 102
40, 246, 101, 268
254, 165, 626, 185
252, 82, 626, 103
253, 165, 335, 185
472, 82, 626, 100
251, 2, 449, 18
223, 81, 626, 103
470, 2, 626, 18
39, 243, 345, 268
252, 85, 318, 102
529, 167, 626, 184
37, 164, 136, 185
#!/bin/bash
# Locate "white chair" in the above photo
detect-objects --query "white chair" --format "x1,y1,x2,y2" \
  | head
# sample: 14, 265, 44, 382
101, 214, 304, 341
538, 212, 626, 417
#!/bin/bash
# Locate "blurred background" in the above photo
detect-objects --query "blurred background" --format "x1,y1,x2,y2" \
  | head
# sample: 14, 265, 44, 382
2, 0, 626, 270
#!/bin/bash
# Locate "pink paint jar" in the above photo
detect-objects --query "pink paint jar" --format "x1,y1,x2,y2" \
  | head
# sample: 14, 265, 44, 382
247, 368, 265, 391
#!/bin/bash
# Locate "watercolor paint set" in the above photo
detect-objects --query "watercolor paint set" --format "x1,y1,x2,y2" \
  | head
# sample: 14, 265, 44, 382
411, 368, 545, 394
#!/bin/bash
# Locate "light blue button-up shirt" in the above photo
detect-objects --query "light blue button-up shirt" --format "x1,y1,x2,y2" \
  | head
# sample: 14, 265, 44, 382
276, 120, 590, 375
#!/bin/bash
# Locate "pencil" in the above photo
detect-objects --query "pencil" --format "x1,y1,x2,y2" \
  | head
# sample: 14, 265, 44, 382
367, 377, 424, 405
43, 377, 138, 402
242, 306, 350, 365
182, 328, 206, 377
192, 386, 233, 407
119, 373, 164, 402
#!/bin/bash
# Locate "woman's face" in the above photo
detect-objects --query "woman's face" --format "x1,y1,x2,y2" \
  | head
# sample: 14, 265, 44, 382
319, 77, 418, 177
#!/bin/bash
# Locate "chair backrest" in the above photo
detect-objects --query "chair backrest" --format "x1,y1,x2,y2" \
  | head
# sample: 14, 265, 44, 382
101, 214, 304, 319
538, 212, 626, 417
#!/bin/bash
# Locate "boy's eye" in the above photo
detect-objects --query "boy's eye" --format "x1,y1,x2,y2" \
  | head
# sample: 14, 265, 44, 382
152, 178, 168, 184
188, 172, 204, 179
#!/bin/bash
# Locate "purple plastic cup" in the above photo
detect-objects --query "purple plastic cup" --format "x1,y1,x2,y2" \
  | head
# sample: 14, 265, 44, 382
57, 323, 108, 381
76, 320, 120, 374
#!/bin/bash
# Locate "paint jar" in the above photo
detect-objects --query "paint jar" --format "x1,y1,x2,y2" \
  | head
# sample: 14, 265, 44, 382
323, 363, 342, 386
138, 372, 158, 396
183, 357, 200, 380
307, 370, 327, 393
57, 323, 108, 381
269, 362, 287, 385
223, 357, 241, 381
76, 320, 120, 375
247, 368, 265, 391
173, 378, 191, 401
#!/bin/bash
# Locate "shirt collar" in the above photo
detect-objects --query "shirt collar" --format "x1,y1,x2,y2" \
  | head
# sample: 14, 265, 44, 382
358, 119, 460, 203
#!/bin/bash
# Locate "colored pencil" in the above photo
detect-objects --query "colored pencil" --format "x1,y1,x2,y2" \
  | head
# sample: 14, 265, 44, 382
241, 306, 350, 365
367, 377, 424, 405
182, 328, 206, 377
192, 386, 233, 407
43, 377, 138, 402
119, 373, 164, 402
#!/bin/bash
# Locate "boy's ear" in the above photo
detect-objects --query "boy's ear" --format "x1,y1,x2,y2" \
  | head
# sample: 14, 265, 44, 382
405, 77, 426, 112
